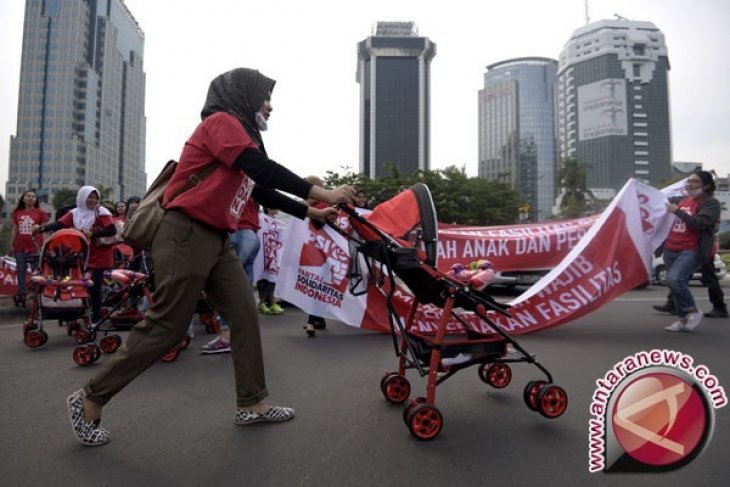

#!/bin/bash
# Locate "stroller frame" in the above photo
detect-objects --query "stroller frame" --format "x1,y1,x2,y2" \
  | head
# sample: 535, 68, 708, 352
336, 185, 567, 440
22, 229, 94, 349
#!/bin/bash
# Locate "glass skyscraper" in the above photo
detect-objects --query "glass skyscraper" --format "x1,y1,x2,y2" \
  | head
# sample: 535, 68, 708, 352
556, 19, 671, 193
478, 57, 558, 221
6, 0, 146, 210
357, 22, 436, 178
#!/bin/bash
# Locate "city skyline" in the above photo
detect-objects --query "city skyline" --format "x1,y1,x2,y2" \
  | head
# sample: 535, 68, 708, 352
1, 0, 729, 195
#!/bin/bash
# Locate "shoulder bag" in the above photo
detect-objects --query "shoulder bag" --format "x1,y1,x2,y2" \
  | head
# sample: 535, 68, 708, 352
123, 160, 219, 251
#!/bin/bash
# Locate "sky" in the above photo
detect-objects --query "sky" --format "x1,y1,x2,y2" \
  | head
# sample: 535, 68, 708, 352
1, 0, 729, 193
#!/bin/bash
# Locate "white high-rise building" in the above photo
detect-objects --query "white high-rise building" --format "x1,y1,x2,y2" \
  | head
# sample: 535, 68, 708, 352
556, 19, 672, 193
6, 0, 146, 211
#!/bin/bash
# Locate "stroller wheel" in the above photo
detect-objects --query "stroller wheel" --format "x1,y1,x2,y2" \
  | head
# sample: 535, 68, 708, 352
407, 404, 443, 441
73, 328, 97, 344
88, 343, 102, 362
100, 335, 122, 353
381, 373, 411, 404
200, 313, 221, 334
536, 385, 568, 419
23, 318, 38, 334
72, 345, 94, 366
479, 363, 512, 389
403, 397, 427, 426
160, 345, 180, 363
23, 329, 48, 349
523, 380, 547, 412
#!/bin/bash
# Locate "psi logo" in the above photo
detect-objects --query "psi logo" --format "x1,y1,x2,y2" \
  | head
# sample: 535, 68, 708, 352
589, 350, 726, 473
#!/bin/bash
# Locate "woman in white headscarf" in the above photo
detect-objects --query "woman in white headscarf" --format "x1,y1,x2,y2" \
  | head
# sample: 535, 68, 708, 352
36, 186, 117, 326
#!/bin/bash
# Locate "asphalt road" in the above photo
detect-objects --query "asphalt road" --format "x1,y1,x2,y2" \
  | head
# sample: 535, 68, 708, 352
0, 285, 728, 487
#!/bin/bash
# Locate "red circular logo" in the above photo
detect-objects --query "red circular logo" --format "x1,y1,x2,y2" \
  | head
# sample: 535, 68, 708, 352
611, 372, 708, 467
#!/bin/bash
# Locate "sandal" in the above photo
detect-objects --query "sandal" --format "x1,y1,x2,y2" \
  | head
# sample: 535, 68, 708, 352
234, 405, 295, 425
67, 389, 111, 446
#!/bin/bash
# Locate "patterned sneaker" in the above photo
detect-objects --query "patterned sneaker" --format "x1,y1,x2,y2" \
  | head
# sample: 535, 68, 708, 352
269, 303, 285, 315
683, 310, 703, 331
200, 336, 231, 354
67, 389, 111, 446
664, 319, 687, 332
234, 406, 295, 425
258, 303, 271, 314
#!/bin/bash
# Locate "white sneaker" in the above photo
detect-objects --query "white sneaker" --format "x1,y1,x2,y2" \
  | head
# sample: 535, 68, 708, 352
665, 319, 687, 332
684, 311, 703, 331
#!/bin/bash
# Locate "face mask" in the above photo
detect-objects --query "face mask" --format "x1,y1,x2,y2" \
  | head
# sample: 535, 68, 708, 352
255, 111, 268, 131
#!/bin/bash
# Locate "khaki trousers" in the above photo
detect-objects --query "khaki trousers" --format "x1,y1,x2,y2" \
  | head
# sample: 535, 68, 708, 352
85, 210, 268, 407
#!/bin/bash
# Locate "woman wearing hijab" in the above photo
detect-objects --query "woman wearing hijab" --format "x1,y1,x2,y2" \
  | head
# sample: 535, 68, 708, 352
36, 186, 117, 327
65, 68, 357, 446
662, 170, 721, 332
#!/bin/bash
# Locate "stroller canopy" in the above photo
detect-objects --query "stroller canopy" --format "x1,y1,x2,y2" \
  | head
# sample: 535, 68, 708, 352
365, 183, 438, 268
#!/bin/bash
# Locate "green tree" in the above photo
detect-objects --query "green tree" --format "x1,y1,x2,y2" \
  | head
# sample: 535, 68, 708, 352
558, 157, 594, 218
52, 187, 78, 211
325, 165, 521, 225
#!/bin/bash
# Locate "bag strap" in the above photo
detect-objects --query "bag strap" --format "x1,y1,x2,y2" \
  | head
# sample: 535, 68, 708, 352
164, 161, 220, 205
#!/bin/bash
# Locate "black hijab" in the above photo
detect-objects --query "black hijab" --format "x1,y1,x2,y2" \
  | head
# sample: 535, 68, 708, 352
200, 68, 275, 155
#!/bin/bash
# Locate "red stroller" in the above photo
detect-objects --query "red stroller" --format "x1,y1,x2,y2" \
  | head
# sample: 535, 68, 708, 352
22, 229, 94, 350
75, 270, 186, 365
337, 184, 568, 440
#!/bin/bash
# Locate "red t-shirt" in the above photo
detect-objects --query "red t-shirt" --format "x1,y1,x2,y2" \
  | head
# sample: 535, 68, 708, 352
237, 199, 260, 231
164, 112, 259, 231
58, 212, 115, 269
664, 196, 703, 252
12, 208, 49, 253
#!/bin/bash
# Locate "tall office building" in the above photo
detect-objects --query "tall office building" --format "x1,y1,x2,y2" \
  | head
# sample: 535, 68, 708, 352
478, 57, 558, 220
357, 22, 436, 178
6, 0, 146, 211
556, 19, 671, 193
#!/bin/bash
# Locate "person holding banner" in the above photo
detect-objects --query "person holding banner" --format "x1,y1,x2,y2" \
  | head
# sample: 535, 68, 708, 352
662, 171, 721, 332
303, 175, 330, 337
65, 68, 357, 446
257, 207, 285, 315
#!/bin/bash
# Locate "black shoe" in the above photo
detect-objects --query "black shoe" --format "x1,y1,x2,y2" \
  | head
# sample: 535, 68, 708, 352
705, 307, 729, 318
652, 303, 676, 314
313, 318, 327, 330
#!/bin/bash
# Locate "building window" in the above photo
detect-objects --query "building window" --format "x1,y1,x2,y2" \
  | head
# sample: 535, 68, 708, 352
633, 122, 647, 128
634, 140, 648, 146
635, 160, 649, 165
634, 150, 649, 156
633, 64, 641, 77
633, 44, 646, 56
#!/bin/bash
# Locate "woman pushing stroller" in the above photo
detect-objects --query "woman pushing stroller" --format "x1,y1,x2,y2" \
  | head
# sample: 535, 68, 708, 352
63, 67, 357, 446
34, 186, 116, 327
